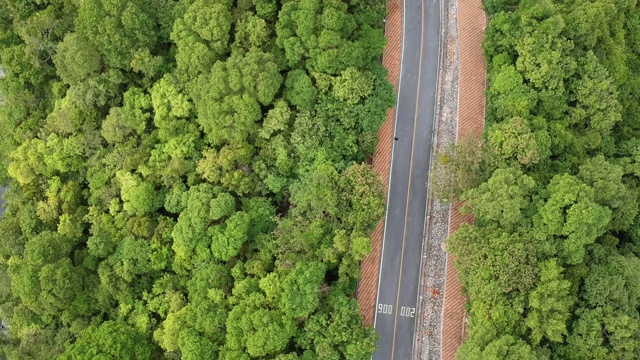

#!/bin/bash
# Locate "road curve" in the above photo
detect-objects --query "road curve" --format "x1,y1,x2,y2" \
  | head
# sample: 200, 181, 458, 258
372, 0, 440, 357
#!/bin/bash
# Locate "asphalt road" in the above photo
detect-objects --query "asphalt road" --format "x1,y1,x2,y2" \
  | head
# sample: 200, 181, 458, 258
372, 0, 440, 357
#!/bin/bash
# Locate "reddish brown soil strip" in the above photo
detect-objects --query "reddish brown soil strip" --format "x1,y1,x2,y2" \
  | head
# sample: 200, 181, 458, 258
441, 0, 487, 358
357, 0, 403, 326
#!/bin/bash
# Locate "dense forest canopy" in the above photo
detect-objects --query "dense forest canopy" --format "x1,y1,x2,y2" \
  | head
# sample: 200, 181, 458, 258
446, 0, 640, 358
0, 0, 394, 358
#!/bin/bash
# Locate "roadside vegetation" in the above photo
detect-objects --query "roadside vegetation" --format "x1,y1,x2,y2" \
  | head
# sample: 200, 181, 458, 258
442, 0, 640, 357
0, 0, 394, 358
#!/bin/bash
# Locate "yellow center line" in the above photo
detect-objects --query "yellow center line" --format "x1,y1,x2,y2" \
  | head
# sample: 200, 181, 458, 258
390, 0, 426, 357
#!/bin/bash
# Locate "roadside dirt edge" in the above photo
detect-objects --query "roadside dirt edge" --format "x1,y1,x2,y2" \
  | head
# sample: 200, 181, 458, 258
440, 0, 487, 358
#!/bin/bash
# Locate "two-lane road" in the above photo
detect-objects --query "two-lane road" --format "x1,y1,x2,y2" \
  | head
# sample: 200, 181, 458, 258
373, 0, 440, 357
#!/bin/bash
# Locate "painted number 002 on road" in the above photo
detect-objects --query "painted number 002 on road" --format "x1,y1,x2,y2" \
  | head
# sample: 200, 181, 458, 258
400, 306, 416, 317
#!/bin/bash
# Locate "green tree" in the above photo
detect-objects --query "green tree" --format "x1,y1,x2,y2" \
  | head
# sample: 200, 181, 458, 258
276, 0, 385, 74
171, 0, 233, 83
178, 328, 217, 360
462, 167, 536, 228
223, 293, 295, 357
486, 117, 546, 166
534, 174, 611, 264
53, 33, 101, 85
116, 170, 162, 215
458, 334, 538, 360
525, 259, 574, 344
101, 87, 151, 144
285, 69, 317, 110
171, 184, 217, 273
280, 262, 325, 318
0, 0, 391, 356
515, 14, 576, 91
431, 136, 486, 201
234, 13, 271, 51
259, 99, 291, 140
561, 307, 611, 360
332, 67, 374, 105
75, 0, 159, 69
59, 321, 153, 359
486, 65, 537, 121
299, 293, 377, 359
210, 211, 251, 261
196, 143, 257, 195
578, 155, 638, 231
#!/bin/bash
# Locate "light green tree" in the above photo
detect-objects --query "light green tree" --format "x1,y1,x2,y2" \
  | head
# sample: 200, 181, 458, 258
59, 321, 153, 359
525, 259, 574, 344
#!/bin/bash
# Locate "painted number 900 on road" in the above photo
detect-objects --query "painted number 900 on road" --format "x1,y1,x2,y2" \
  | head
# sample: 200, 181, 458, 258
377, 303, 393, 314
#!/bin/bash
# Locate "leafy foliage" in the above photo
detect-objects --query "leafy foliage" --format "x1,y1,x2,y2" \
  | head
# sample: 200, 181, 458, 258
0, 0, 391, 358
448, 0, 640, 357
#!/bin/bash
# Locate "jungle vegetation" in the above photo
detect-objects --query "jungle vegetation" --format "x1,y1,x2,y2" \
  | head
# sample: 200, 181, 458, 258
0, 0, 394, 358
442, 0, 640, 358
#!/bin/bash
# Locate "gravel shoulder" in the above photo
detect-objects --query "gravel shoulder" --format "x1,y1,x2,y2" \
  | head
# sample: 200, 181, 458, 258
413, 0, 459, 357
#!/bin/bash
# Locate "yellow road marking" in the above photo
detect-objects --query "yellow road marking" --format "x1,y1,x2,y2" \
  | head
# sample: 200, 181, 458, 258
390, 0, 426, 356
